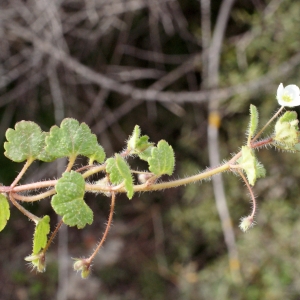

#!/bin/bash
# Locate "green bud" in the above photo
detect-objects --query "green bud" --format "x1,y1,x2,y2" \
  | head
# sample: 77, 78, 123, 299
73, 258, 91, 279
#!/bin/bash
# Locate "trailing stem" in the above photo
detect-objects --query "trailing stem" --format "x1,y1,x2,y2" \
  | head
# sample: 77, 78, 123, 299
87, 191, 116, 264
42, 219, 64, 254
237, 169, 257, 232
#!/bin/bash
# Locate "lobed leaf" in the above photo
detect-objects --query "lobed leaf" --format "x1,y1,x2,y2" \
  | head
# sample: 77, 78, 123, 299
148, 140, 175, 176
248, 104, 259, 139
51, 171, 93, 229
46, 118, 105, 162
33, 215, 50, 254
106, 154, 134, 199
88, 145, 106, 165
4, 121, 45, 162
0, 193, 10, 231
37, 132, 57, 162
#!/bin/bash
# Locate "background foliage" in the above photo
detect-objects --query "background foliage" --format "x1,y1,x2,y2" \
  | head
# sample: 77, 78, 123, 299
1, 0, 300, 299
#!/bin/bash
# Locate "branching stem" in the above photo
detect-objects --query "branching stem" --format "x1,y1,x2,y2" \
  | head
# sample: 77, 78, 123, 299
10, 158, 33, 188
9, 193, 40, 223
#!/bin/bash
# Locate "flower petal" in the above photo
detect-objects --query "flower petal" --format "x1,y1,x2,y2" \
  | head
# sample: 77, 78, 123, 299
276, 83, 284, 101
277, 83, 300, 107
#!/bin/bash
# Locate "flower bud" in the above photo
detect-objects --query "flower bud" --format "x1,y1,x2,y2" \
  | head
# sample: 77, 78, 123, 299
138, 173, 153, 184
73, 258, 91, 279
239, 215, 254, 232
25, 252, 46, 272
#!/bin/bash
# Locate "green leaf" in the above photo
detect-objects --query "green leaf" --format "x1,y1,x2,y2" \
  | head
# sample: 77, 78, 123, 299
138, 146, 154, 161
0, 193, 10, 231
87, 144, 106, 165
237, 146, 265, 185
4, 121, 45, 162
46, 118, 105, 162
106, 154, 134, 199
51, 171, 93, 229
127, 125, 141, 150
148, 140, 175, 176
248, 104, 259, 138
279, 111, 298, 123
37, 132, 57, 162
127, 125, 154, 160
255, 160, 266, 179
33, 215, 50, 254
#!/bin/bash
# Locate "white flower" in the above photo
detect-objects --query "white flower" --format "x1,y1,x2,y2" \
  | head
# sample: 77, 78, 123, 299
277, 83, 300, 107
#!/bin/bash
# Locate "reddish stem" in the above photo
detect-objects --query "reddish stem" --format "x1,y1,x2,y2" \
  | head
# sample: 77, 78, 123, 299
42, 219, 64, 254
87, 192, 116, 263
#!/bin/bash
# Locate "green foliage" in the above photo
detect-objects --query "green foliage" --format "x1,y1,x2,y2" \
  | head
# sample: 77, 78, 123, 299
237, 146, 266, 185
273, 111, 299, 150
37, 132, 56, 162
0, 193, 10, 231
0, 104, 299, 283
148, 140, 175, 176
4, 121, 45, 162
51, 171, 93, 229
33, 215, 50, 254
4, 0, 300, 297
279, 111, 298, 123
127, 125, 154, 161
106, 154, 134, 199
248, 104, 259, 139
46, 118, 105, 163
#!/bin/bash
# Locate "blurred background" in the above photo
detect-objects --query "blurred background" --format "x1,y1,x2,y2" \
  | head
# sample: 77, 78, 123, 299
1, 0, 300, 299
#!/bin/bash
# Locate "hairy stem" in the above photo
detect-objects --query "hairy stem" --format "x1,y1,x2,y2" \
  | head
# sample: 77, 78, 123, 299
43, 219, 64, 254
8, 180, 57, 192
66, 155, 76, 172
0, 136, 275, 199
10, 158, 34, 188
87, 192, 116, 263
13, 189, 56, 202
86, 163, 230, 194
9, 193, 40, 223
252, 106, 284, 142
82, 164, 106, 179
237, 169, 256, 218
